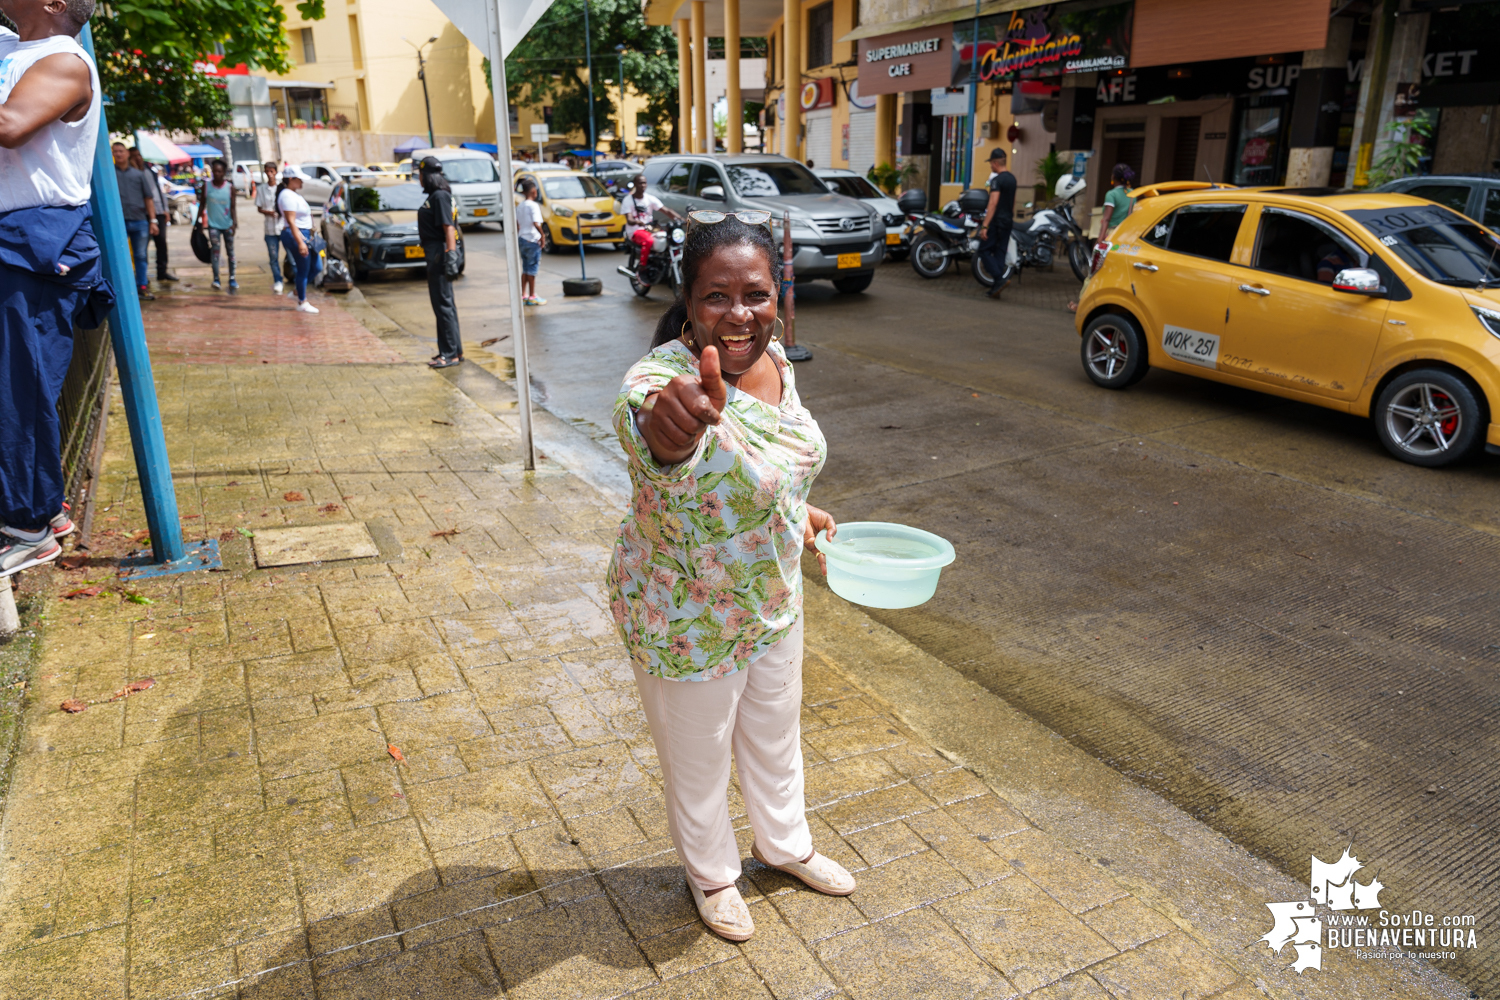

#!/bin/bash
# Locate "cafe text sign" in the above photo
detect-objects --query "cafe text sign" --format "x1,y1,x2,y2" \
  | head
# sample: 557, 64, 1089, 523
858, 26, 950, 96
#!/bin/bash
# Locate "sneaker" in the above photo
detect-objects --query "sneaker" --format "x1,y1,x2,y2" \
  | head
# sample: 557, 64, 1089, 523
273, 281, 284, 294
0, 530, 61, 579
228, 278, 239, 290
138, 286, 155, 301
50, 505, 75, 539
212, 279, 221, 289
525, 296, 547, 306
295, 301, 319, 314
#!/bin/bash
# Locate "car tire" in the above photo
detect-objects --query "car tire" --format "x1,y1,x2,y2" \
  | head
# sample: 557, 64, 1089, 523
910, 235, 949, 278
1373, 368, 1487, 467
1080, 312, 1148, 389
832, 273, 873, 294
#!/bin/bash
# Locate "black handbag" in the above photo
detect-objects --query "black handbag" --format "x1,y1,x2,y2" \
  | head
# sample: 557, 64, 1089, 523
190, 223, 210, 264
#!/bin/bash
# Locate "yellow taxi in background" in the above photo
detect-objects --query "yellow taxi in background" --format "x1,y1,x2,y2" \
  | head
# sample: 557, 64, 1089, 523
514, 169, 626, 252
1077, 183, 1500, 467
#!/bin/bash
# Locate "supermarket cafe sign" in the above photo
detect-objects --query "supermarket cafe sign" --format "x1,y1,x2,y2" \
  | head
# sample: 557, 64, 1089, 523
952, 0, 1132, 85
858, 26, 951, 96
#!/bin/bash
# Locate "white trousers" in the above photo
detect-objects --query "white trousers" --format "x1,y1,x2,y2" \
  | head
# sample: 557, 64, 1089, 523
632, 618, 812, 890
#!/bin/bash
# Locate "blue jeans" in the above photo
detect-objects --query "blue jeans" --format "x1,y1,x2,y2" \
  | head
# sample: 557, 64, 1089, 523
279, 227, 319, 301
124, 218, 150, 289
519, 238, 540, 275
265, 234, 284, 283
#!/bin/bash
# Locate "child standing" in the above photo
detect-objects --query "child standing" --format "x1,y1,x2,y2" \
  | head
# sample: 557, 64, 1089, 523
517, 177, 545, 306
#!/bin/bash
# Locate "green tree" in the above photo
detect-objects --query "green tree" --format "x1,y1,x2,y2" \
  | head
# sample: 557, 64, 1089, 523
503, 0, 680, 153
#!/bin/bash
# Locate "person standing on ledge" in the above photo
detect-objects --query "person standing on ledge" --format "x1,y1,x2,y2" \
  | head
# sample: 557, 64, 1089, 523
0, 0, 113, 578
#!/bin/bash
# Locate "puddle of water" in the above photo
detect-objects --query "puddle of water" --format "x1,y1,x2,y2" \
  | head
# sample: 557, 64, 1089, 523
467, 349, 516, 381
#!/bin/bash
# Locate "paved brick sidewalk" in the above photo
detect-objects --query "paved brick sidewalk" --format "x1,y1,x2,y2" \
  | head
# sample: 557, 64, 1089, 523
0, 280, 1467, 998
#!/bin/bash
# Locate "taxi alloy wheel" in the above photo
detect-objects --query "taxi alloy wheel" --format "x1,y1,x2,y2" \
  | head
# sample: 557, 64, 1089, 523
1081, 313, 1148, 389
1375, 369, 1485, 467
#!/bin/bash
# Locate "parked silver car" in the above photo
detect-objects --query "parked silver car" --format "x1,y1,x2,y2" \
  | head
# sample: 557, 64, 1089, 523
642, 154, 884, 292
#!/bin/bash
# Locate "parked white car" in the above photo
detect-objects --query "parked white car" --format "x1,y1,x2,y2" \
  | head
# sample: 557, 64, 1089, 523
813, 167, 904, 254
293, 161, 375, 207
412, 147, 503, 227
231, 159, 264, 195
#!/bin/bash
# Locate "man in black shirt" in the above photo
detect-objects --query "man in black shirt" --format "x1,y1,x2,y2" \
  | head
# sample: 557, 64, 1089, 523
977, 148, 1016, 299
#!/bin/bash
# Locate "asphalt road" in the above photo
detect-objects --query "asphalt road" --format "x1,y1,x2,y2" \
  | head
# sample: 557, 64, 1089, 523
360, 225, 1500, 993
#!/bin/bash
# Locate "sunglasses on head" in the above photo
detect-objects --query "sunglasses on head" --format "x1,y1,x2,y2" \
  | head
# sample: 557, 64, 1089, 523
688, 209, 772, 227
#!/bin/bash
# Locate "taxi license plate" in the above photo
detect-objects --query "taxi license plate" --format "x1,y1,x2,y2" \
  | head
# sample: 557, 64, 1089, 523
472, 208, 489, 216
589, 227, 609, 237
837, 252, 861, 269
404, 245, 425, 259
885, 232, 901, 245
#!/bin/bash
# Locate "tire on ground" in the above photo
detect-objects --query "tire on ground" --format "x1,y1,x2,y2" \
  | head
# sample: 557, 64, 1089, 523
1080, 312, 1148, 389
563, 276, 603, 296
1373, 367, 1487, 468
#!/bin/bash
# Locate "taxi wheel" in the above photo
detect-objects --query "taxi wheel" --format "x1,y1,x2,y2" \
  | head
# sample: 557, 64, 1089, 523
1081, 314, 1148, 389
1374, 369, 1486, 467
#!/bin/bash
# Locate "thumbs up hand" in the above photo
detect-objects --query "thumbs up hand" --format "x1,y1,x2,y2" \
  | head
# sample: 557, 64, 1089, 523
639, 346, 727, 465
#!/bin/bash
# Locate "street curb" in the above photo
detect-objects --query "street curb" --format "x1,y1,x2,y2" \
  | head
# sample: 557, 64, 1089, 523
799, 577, 1471, 999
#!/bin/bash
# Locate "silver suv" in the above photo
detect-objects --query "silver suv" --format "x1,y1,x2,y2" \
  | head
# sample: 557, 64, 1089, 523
642, 154, 885, 292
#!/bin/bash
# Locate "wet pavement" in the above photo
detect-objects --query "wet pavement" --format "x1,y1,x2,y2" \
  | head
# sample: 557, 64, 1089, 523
0, 230, 1477, 998
356, 226, 1500, 995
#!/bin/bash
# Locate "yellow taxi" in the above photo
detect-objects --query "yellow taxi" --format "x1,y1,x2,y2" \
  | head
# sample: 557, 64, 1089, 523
1077, 182, 1500, 467
514, 169, 626, 252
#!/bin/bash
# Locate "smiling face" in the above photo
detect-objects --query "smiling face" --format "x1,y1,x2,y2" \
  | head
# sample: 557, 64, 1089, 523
686, 243, 778, 376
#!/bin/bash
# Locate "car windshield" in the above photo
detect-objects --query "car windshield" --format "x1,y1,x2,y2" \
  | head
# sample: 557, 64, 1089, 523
1348, 205, 1500, 287
542, 175, 608, 199
346, 182, 427, 213
441, 159, 499, 184
823, 175, 881, 199
726, 162, 828, 197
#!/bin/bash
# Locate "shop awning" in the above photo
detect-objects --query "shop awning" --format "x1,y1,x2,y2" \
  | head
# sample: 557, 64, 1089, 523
392, 136, 433, 158
460, 142, 499, 154
133, 132, 192, 165
177, 143, 227, 159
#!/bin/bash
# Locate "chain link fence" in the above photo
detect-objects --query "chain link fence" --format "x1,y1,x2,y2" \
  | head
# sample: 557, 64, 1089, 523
56, 323, 113, 537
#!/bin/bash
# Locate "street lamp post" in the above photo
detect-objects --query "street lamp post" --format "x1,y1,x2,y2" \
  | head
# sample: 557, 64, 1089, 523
406, 35, 439, 147
583, 1, 596, 175
615, 43, 627, 157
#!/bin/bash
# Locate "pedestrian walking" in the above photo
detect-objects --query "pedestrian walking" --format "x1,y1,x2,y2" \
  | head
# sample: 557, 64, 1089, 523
252, 161, 285, 294
1096, 162, 1136, 245
416, 156, 463, 368
0, 0, 112, 578
129, 149, 175, 283
517, 177, 545, 306
977, 148, 1016, 300
276, 166, 319, 313
111, 140, 157, 299
199, 157, 237, 290
608, 213, 853, 942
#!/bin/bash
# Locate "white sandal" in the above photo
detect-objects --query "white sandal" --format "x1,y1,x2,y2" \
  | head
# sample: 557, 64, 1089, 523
752, 843, 857, 896
688, 881, 755, 941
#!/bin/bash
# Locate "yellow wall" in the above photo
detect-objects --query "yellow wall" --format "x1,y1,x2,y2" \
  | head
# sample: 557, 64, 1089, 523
763, 0, 859, 166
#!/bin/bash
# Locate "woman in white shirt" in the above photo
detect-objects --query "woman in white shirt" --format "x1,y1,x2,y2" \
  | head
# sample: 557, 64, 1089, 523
276, 167, 319, 313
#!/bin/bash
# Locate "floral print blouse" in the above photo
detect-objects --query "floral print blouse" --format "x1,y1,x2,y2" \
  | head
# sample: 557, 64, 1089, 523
607, 339, 827, 681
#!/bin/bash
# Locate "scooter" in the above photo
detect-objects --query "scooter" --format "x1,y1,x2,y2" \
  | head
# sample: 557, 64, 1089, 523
617, 223, 686, 297
973, 175, 1092, 289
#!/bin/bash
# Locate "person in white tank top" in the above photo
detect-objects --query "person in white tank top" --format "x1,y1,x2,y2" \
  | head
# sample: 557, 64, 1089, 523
0, 1, 101, 212
0, 0, 105, 580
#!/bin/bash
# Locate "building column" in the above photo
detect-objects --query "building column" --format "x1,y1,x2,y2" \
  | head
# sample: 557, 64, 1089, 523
677, 21, 693, 154
874, 92, 896, 170
725, 0, 742, 153
783, 0, 801, 162
1287, 17, 1354, 186
691, 1, 708, 153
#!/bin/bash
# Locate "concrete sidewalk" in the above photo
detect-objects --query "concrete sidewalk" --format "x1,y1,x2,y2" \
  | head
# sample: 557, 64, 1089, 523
0, 259, 1470, 999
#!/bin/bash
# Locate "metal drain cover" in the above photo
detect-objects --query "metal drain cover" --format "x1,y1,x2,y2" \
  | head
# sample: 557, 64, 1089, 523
252, 523, 380, 567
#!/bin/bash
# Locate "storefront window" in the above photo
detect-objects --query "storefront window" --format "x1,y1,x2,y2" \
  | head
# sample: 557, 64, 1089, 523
1232, 95, 1287, 186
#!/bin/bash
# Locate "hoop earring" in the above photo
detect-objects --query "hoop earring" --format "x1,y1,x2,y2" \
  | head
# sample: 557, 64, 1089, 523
772, 318, 784, 342
680, 320, 692, 344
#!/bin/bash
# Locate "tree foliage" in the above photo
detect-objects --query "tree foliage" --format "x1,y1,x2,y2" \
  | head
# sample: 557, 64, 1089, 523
503, 0, 680, 153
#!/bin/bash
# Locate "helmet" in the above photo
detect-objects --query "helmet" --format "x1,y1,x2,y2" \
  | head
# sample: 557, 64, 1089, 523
1055, 174, 1086, 200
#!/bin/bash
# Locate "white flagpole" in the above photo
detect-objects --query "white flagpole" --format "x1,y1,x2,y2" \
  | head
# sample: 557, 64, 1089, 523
486, 0, 537, 470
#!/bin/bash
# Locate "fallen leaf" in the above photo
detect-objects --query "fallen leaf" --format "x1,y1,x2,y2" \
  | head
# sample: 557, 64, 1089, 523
129, 529, 150, 544
478, 336, 505, 347
226, 481, 240, 487
122, 591, 154, 606
879, 425, 902, 430
57, 555, 88, 570
62, 586, 103, 599
235, 527, 254, 539
60, 699, 88, 714
318, 503, 341, 514
430, 527, 460, 538
108, 677, 156, 702
182, 514, 201, 520
283, 491, 306, 502
431, 419, 453, 426
387, 744, 405, 763
137, 632, 156, 640
341, 495, 354, 500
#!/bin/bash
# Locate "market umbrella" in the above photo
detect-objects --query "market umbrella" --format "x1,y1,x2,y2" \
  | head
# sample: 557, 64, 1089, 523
392, 135, 431, 159
133, 131, 191, 165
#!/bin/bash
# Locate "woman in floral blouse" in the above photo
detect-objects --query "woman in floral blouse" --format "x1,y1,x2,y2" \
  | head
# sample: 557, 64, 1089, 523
608, 214, 855, 941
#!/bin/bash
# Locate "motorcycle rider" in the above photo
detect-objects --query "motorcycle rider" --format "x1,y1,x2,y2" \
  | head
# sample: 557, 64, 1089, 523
977, 149, 1016, 299
619, 173, 680, 274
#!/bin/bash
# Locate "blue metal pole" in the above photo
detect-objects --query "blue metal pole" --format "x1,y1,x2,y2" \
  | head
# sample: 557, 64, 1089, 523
965, 0, 980, 187
78, 24, 185, 564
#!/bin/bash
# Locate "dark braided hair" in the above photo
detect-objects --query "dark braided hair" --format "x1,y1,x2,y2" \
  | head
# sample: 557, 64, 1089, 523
650, 217, 784, 348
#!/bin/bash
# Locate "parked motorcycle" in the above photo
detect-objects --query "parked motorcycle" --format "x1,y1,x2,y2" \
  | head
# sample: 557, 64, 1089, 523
617, 222, 686, 297
972, 175, 1093, 288
908, 188, 988, 279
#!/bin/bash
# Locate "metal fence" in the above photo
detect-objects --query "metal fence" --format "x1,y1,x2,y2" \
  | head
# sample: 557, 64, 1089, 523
56, 323, 113, 533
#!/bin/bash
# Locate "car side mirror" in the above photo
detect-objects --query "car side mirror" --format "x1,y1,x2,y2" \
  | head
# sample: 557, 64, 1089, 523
700, 185, 725, 202
1332, 267, 1385, 295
